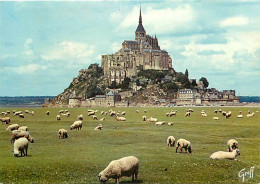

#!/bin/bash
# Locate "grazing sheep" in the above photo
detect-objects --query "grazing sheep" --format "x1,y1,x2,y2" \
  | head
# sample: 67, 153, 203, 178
202, 113, 207, 117
166, 113, 169, 117
115, 116, 126, 121
167, 136, 175, 147
188, 109, 194, 112
59, 110, 64, 114
246, 113, 255, 117
46, 111, 50, 115
6, 124, 19, 131
66, 113, 70, 117
77, 114, 83, 120
142, 116, 146, 121
148, 117, 157, 122
210, 149, 240, 160
101, 111, 104, 115
70, 121, 82, 130
13, 137, 29, 157
219, 109, 222, 113
176, 138, 192, 153
110, 111, 116, 117
169, 111, 177, 117
94, 124, 103, 131
58, 129, 68, 139
121, 111, 126, 116
213, 117, 219, 120
88, 111, 95, 116
92, 115, 98, 120
144, 110, 147, 113
14, 111, 22, 116
31, 111, 34, 116
168, 122, 173, 126
227, 139, 239, 152
1, 117, 11, 124
225, 111, 232, 118
6, 111, 10, 114
237, 114, 243, 118
11, 130, 34, 143
100, 117, 105, 121
56, 115, 61, 121
136, 110, 139, 113
214, 110, 218, 113
25, 110, 30, 114
98, 156, 139, 184
222, 111, 227, 116
1, 112, 6, 115
65, 110, 69, 113
155, 121, 165, 126
185, 112, 191, 117
18, 126, 28, 131
19, 114, 25, 118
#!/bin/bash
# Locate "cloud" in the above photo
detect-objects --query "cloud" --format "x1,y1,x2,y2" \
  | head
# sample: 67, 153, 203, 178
17, 64, 48, 74
24, 38, 33, 49
220, 16, 250, 27
197, 50, 225, 56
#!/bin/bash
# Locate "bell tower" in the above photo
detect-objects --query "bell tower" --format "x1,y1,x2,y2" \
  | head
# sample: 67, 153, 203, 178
135, 7, 146, 44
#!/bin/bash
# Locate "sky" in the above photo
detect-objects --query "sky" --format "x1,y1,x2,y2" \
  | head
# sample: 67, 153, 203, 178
0, 0, 259, 96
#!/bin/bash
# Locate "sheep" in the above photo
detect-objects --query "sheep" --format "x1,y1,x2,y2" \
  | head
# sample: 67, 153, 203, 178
142, 116, 146, 121
11, 130, 34, 143
14, 111, 22, 116
166, 113, 169, 117
65, 110, 69, 113
58, 129, 68, 139
155, 121, 165, 126
18, 126, 28, 131
95, 110, 98, 113
6, 124, 19, 131
246, 113, 255, 117
66, 112, 70, 117
100, 117, 105, 121
98, 156, 139, 184
70, 120, 82, 130
56, 115, 61, 121
94, 124, 103, 131
144, 110, 147, 113
88, 111, 95, 116
185, 112, 190, 117
1, 112, 6, 115
60, 113, 67, 116
213, 117, 219, 120
168, 122, 173, 126
167, 136, 175, 147
136, 110, 139, 113
19, 114, 24, 118
227, 139, 239, 152
101, 111, 104, 115
92, 115, 98, 120
46, 111, 50, 115
219, 109, 222, 113
6, 111, 10, 114
210, 149, 240, 160
13, 137, 29, 157
115, 116, 126, 121
77, 114, 83, 120
25, 110, 30, 114
237, 114, 243, 118
121, 111, 126, 116
148, 117, 157, 122
214, 110, 218, 113
225, 111, 232, 118
31, 111, 34, 116
59, 110, 64, 114
188, 109, 194, 112
116, 113, 120, 117
12, 110, 16, 114
202, 113, 207, 117
169, 111, 177, 117
110, 111, 116, 117
222, 111, 227, 116
1, 117, 11, 124
176, 138, 192, 153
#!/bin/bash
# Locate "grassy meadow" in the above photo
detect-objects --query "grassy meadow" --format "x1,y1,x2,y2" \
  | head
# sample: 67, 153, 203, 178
0, 106, 259, 184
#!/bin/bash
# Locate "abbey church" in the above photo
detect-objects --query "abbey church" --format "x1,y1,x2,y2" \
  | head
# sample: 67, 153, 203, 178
102, 8, 173, 84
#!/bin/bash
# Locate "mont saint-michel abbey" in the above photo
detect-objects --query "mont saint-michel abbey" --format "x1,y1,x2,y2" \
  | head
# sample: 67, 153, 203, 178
102, 8, 173, 84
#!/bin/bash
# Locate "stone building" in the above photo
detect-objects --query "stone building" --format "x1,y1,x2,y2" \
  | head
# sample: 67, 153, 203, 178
102, 8, 173, 84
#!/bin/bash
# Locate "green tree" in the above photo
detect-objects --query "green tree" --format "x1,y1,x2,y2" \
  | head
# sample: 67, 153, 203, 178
185, 69, 189, 78
199, 77, 209, 88
121, 77, 131, 89
191, 80, 197, 88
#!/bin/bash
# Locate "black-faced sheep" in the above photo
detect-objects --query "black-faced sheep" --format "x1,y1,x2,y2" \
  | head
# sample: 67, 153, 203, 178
58, 129, 68, 138
46, 111, 50, 115
6, 124, 19, 131
19, 114, 24, 118
94, 124, 103, 130
176, 138, 192, 153
142, 116, 146, 121
56, 115, 61, 121
185, 112, 191, 117
225, 111, 232, 118
98, 156, 139, 184
210, 149, 240, 160
77, 114, 83, 120
70, 121, 82, 130
1, 117, 11, 124
227, 139, 238, 152
167, 136, 175, 147
13, 137, 29, 157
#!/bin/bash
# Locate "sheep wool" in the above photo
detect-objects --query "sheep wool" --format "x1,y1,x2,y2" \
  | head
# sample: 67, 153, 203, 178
6, 124, 19, 131
58, 129, 68, 138
18, 126, 28, 131
176, 138, 192, 153
210, 149, 240, 160
13, 137, 29, 157
167, 136, 175, 147
70, 121, 83, 130
1, 117, 11, 124
227, 139, 238, 152
98, 156, 139, 184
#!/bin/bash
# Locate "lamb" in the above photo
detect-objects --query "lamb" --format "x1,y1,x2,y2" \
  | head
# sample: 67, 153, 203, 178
70, 120, 82, 130
100, 117, 105, 121
176, 138, 192, 153
1, 117, 11, 124
6, 124, 19, 131
213, 117, 219, 120
142, 116, 146, 121
46, 111, 50, 115
227, 139, 239, 152
58, 129, 68, 138
13, 137, 29, 157
11, 130, 34, 143
237, 114, 243, 118
155, 121, 165, 126
185, 112, 191, 117
56, 115, 61, 121
210, 149, 240, 160
148, 117, 157, 122
246, 113, 255, 117
168, 122, 173, 126
115, 116, 126, 121
94, 124, 103, 130
98, 156, 139, 184
167, 136, 175, 147
18, 126, 28, 131
92, 115, 98, 120
77, 114, 84, 120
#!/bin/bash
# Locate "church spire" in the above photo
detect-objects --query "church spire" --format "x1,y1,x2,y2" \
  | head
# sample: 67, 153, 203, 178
139, 7, 142, 24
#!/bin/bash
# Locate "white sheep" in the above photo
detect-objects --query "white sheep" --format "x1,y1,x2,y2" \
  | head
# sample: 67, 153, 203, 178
237, 114, 243, 118
176, 138, 192, 153
115, 116, 126, 121
46, 111, 50, 115
70, 120, 82, 130
227, 139, 239, 152
19, 114, 25, 118
142, 116, 146, 121
168, 122, 173, 126
18, 126, 28, 131
6, 124, 19, 131
92, 115, 98, 120
11, 130, 34, 143
101, 111, 104, 115
136, 110, 139, 113
225, 111, 232, 118
58, 129, 68, 138
110, 111, 116, 117
98, 156, 139, 184
1, 117, 11, 124
31, 111, 34, 116
121, 111, 126, 116
246, 113, 255, 117
167, 136, 175, 147
148, 117, 157, 122
213, 117, 219, 120
56, 115, 61, 121
210, 149, 240, 160
14, 111, 22, 116
88, 111, 95, 116
13, 137, 29, 157
77, 114, 83, 120
202, 113, 207, 117
185, 112, 191, 117
169, 111, 177, 117
144, 110, 147, 113
25, 110, 30, 114
155, 121, 165, 126
94, 124, 103, 131
100, 117, 105, 121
